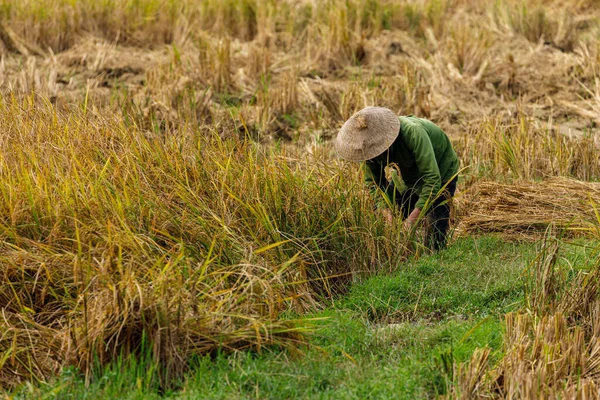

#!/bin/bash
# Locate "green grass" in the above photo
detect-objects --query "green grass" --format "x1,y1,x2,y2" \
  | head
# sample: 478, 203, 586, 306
12, 316, 502, 400
342, 236, 531, 322
10, 236, 540, 399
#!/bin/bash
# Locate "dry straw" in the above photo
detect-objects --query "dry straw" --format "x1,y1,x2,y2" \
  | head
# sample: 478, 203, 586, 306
457, 178, 600, 240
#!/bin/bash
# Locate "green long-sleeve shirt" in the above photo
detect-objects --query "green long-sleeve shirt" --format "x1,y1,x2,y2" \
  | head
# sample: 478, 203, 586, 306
363, 115, 459, 210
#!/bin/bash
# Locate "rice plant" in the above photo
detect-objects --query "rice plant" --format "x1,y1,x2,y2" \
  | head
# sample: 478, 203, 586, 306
0, 0, 599, 394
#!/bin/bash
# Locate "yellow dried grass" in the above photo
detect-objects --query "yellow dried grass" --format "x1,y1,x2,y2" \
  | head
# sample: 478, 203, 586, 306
457, 178, 600, 240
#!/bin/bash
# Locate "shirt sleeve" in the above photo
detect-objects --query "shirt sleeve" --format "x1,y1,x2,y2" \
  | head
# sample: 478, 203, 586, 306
404, 125, 441, 210
362, 160, 395, 209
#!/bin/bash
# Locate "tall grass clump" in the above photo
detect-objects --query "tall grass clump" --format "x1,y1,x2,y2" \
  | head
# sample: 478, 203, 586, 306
458, 115, 600, 181
0, 95, 409, 388
490, 1, 586, 51
0, 0, 184, 51
0, 0, 460, 55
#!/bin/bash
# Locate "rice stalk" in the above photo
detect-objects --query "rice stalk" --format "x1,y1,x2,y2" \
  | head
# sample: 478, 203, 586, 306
0, 96, 409, 388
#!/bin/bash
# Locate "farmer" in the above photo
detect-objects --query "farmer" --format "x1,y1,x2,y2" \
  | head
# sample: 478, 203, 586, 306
335, 107, 459, 250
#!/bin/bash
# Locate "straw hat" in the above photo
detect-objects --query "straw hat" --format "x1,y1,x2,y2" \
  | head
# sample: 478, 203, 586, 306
335, 107, 400, 162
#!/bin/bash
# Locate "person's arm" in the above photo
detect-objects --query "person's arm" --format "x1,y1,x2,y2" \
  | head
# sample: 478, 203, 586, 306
404, 125, 441, 224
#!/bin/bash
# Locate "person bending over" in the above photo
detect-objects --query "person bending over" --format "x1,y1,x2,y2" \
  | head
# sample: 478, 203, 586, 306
335, 107, 459, 250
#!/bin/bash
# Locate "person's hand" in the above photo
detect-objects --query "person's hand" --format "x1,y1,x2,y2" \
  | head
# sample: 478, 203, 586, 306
382, 208, 393, 225
404, 208, 421, 231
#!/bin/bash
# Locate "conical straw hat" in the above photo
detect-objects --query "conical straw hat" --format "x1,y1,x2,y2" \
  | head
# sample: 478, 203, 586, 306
335, 107, 400, 162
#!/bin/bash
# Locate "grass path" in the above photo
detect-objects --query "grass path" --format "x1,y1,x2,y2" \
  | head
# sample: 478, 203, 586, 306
12, 236, 599, 399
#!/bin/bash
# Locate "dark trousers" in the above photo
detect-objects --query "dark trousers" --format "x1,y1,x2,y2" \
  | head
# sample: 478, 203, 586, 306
398, 178, 457, 251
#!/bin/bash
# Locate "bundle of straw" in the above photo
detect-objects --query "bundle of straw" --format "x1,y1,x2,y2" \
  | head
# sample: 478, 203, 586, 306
457, 178, 600, 239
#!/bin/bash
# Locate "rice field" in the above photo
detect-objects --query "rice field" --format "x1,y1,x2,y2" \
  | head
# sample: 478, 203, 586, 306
0, 0, 599, 398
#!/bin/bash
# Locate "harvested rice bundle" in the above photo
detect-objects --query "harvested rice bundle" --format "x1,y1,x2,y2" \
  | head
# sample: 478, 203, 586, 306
457, 178, 600, 239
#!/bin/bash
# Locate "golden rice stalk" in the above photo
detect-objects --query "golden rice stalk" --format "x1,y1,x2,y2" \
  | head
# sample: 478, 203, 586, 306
453, 348, 491, 399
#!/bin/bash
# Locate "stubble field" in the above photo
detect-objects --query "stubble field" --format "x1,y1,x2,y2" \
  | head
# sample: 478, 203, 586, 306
1, 0, 600, 398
